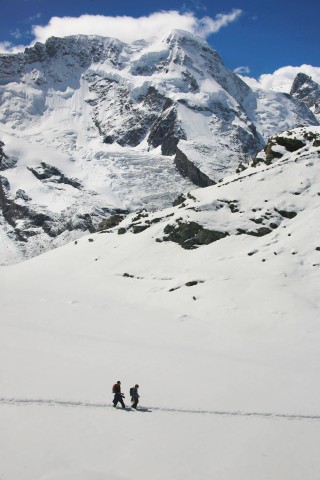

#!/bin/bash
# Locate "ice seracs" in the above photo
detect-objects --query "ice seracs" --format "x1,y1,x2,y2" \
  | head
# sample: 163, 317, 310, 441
0, 30, 318, 264
107, 126, 320, 255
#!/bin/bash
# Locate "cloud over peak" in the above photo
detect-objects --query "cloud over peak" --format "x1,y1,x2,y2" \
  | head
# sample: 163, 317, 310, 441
258, 65, 320, 92
240, 65, 320, 93
30, 9, 242, 45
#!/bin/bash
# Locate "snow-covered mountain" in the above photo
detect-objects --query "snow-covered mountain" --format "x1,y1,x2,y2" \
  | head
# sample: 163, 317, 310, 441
1, 126, 320, 480
290, 72, 320, 121
101, 125, 320, 254
0, 31, 318, 264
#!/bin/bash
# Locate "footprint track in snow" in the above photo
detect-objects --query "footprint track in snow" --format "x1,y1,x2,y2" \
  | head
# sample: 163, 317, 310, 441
0, 397, 319, 422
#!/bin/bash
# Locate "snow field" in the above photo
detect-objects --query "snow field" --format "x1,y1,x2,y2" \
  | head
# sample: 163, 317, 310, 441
1, 216, 320, 478
1, 128, 320, 479
1, 402, 320, 480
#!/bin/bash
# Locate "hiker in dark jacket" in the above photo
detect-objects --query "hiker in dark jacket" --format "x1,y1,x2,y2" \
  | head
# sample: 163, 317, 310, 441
113, 380, 125, 408
131, 384, 140, 409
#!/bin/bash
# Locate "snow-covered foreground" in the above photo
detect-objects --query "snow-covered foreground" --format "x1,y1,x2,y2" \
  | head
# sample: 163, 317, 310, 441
1, 129, 320, 479
1, 402, 320, 480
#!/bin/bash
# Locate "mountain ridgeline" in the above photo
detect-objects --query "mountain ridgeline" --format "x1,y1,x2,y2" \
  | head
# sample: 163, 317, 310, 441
0, 30, 319, 264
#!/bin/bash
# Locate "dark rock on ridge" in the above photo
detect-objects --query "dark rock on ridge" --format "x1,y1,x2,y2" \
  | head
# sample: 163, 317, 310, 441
290, 73, 320, 119
98, 214, 124, 231
252, 129, 320, 167
174, 147, 215, 187
147, 105, 187, 156
0, 174, 95, 242
0, 175, 53, 240
274, 208, 297, 219
28, 162, 81, 189
88, 80, 175, 150
0, 141, 17, 171
162, 221, 229, 249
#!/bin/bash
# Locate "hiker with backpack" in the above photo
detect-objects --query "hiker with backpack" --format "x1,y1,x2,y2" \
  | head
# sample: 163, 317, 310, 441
112, 380, 126, 408
130, 384, 140, 409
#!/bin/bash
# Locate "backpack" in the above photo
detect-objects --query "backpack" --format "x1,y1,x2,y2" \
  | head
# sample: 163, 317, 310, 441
130, 387, 135, 397
112, 384, 117, 393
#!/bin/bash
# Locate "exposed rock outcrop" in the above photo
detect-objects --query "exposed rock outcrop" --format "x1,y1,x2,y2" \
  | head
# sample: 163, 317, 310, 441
252, 128, 320, 167
98, 214, 125, 231
0, 174, 95, 242
0, 141, 17, 170
27, 162, 81, 189
162, 220, 229, 249
174, 148, 215, 187
290, 73, 320, 121
147, 103, 187, 155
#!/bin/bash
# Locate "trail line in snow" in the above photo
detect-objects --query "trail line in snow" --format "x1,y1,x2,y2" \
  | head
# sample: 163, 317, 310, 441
0, 397, 319, 421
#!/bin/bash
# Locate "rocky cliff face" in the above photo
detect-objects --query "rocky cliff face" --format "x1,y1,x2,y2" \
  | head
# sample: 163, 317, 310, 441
0, 154, 98, 243
0, 31, 318, 264
0, 141, 16, 170
290, 73, 320, 121
174, 147, 215, 187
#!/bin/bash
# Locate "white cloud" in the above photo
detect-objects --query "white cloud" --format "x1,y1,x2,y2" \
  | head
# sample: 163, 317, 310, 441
258, 65, 320, 92
30, 9, 242, 45
237, 75, 261, 89
241, 65, 320, 92
234, 66, 250, 75
182, 1, 207, 12
195, 9, 242, 37
10, 29, 23, 40
0, 10, 242, 54
25, 12, 42, 24
0, 41, 26, 54
0, 9, 242, 54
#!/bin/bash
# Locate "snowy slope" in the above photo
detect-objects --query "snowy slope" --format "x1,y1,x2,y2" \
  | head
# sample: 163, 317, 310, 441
0, 31, 318, 264
1, 127, 320, 480
0, 138, 192, 264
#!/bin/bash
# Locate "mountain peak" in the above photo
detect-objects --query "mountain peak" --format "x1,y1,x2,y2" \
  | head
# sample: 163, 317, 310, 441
0, 32, 318, 264
163, 29, 206, 42
162, 28, 214, 52
290, 72, 320, 121
290, 72, 317, 94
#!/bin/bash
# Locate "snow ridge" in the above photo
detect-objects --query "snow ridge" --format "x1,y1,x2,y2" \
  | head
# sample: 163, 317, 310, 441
0, 31, 318, 264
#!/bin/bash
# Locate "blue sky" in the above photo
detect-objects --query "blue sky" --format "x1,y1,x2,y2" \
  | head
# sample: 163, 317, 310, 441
0, 0, 319, 80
